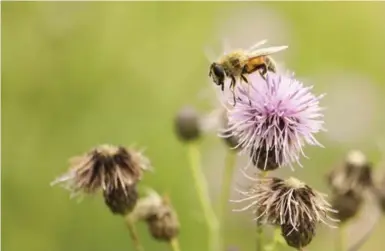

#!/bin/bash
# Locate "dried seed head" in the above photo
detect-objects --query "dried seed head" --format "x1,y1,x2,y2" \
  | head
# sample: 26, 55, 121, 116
127, 189, 163, 221
327, 150, 373, 195
250, 146, 281, 171
373, 172, 385, 213
377, 190, 385, 212
103, 185, 138, 215
232, 175, 338, 230
346, 150, 367, 166
281, 220, 316, 249
174, 106, 201, 142
331, 190, 362, 223
146, 200, 180, 241
127, 190, 180, 241
51, 144, 151, 197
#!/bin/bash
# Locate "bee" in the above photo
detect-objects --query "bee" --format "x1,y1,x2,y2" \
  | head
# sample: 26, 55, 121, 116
208, 40, 288, 105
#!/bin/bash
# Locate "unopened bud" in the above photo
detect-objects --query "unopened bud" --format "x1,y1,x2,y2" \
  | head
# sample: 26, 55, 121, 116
174, 106, 201, 142
146, 200, 180, 241
127, 190, 180, 241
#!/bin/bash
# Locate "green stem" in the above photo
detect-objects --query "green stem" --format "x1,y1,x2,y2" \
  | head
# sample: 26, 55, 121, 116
256, 171, 268, 251
187, 142, 219, 251
219, 150, 236, 233
336, 224, 345, 251
126, 221, 145, 251
256, 222, 263, 251
264, 227, 285, 251
170, 238, 181, 251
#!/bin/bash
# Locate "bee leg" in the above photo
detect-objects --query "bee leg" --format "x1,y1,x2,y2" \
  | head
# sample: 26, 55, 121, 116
230, 76, 237, 106
258, 63, 268, 80
266, 56, 277, 73
241, 74, 248, 83
221, 82, 224, 91
240, 74, 252, 106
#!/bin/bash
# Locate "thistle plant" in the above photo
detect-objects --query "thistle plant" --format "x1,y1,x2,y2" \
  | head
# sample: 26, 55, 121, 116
50, 40, 384, 251
221, 72, 325, 171
51, 144, 151, 213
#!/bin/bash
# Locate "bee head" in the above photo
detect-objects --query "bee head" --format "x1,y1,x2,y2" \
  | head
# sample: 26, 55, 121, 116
209, 63, 225, 86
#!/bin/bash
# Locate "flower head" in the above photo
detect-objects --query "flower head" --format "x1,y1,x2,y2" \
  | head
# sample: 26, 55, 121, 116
330, 190, 362, 223
222, 72, 325, 169
127, 190, 180, 242
103, 185, 139, 215
375, 174, 385, 213
174, 106, 201, 142
327, 150, 373, 195
231, 175, 337, 239
281, 219, 315, 250
51, 144, 151, 198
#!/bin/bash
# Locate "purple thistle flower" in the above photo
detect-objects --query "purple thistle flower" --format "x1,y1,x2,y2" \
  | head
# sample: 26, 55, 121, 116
222, 72, 325, 170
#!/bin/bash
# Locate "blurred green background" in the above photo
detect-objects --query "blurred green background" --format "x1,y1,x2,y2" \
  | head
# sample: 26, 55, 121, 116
2, 2, 385, 251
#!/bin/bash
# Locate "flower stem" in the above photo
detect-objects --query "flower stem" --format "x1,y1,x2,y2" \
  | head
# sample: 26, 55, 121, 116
261, 171, 269, 178
256, 171, 268, 251
264, 227, 285, 251
126, 221, 145, 251
336, 224, 346, 251
187, 142, 219, 251
256, 222, 263, 251
219, 150, 236, 244
170, 238, 181, 251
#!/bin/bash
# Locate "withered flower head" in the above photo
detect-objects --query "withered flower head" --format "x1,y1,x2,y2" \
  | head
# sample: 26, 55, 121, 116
127, 190, 180, 241
232, 174, 337, 248
327, 150, 373, 195
174, 106, 201, 142
373, 170, 385, 213
51, 144, 151, 197
330, 190, 362, 223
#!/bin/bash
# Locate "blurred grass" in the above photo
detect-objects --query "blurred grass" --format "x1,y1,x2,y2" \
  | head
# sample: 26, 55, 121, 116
2, 2, 385, 251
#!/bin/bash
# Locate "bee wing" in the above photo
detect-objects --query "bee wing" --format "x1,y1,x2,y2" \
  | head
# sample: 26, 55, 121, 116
247, 39, 268, 52
222, 37, 232, 54
248, 45, 288, 57
204, 46, 217, 62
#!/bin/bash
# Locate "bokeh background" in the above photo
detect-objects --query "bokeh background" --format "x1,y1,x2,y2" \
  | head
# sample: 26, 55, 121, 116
2, 2, 385, 251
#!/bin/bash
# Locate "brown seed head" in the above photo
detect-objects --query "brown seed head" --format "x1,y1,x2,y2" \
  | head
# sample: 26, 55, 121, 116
51, 144, 151, 197
327, 150, 373, 195
373, 171, 385, 213
146, 197, 180, 241
377, 190, 385, 212
232, 175, 338, 230
127, 190, 180, 241
331, 190, 362, 223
